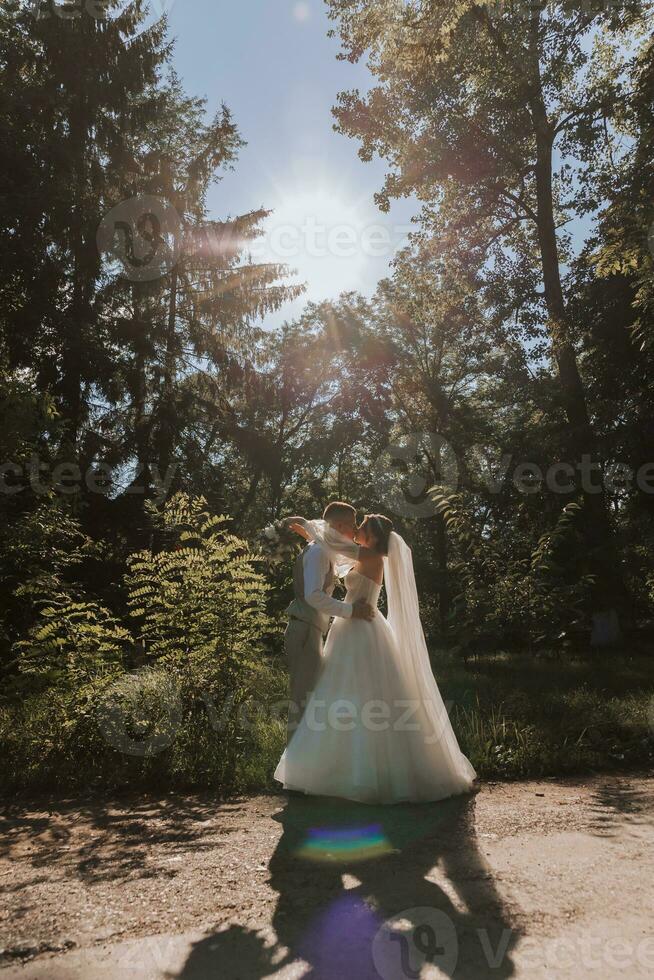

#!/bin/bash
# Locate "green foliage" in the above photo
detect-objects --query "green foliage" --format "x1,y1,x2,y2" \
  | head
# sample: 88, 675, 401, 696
15, 598, 128, 689
0, 661, 288, 795
126, 494, 270, 689
0, 366, 59, 465
1, 495, 273, 793
430, 488, 594, 653
442, 652, 654, 779
0, 501, 96, 650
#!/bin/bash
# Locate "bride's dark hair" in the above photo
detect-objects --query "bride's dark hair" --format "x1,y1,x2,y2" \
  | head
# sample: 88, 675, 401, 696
361, 513, 394, 556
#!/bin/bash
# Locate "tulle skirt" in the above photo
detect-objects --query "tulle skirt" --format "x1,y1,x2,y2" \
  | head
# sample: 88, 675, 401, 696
274, 613, 477, 805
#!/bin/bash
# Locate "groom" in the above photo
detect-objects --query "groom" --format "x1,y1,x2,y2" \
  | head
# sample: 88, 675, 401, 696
282, 501, 374, 744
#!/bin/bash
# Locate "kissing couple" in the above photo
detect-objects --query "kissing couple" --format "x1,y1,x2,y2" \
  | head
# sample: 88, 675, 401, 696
274, 501, 477, 805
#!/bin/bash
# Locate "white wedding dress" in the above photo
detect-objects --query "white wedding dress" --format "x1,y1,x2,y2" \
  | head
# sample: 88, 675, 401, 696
274, 529, 476, 804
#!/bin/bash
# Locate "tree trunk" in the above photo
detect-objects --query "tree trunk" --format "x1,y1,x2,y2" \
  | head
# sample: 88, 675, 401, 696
433, 512, 450, 633
131, 282, 152, 497
528, 23, 625, 637
62, 52, 88, 451
156, 266, 179, 478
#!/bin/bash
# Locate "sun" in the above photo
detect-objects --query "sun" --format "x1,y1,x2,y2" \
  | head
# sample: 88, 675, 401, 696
258, 183, 376, 303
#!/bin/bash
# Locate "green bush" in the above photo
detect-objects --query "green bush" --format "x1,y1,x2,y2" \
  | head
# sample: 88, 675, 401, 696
126, 494, 269, 692
442, 652, 654, 779
15, 599, 128, 689
430, 489, 594, 652
1, 494, 276, 794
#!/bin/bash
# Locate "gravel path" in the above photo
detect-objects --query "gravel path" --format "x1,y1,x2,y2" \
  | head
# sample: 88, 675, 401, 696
1, 774, 653, 978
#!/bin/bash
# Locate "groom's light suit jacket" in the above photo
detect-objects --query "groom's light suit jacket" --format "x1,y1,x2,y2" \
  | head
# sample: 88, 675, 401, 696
286, 540, 354, 634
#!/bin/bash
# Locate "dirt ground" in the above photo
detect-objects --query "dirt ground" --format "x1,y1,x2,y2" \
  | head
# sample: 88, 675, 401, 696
1, 773, 653, 979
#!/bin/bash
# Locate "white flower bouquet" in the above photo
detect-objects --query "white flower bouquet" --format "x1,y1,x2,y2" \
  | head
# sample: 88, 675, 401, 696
255, 520, 301, 566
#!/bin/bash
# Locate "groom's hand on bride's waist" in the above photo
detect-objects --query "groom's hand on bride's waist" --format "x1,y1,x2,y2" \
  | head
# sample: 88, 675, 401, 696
352, 600, 375, 621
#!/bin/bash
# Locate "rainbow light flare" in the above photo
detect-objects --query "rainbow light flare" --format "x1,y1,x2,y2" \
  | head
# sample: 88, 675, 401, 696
296, 822, 394, 862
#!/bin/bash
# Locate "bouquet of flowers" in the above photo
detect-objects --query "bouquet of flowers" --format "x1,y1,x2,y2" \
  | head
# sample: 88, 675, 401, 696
255, 520, 301, 566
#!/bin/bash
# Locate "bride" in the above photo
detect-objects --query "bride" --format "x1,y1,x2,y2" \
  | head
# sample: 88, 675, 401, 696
274, 513, 477, 804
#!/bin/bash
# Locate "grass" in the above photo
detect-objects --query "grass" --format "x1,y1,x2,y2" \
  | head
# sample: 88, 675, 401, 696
436, 650, 654, 779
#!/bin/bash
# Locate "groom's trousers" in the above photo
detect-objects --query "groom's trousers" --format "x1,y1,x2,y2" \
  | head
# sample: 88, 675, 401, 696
284, 616, 323, 745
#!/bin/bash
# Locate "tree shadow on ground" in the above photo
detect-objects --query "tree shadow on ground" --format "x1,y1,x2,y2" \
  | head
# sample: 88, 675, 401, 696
588, 777, 654, 839
176, 790, 523, 979
0, 793, 245, 884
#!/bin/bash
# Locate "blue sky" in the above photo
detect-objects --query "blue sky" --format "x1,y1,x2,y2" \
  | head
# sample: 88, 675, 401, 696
164, 0, 417, 328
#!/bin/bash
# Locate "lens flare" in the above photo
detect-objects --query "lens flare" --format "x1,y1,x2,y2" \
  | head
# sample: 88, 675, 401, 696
296, 823, 394, 862
298, 893, 385, 980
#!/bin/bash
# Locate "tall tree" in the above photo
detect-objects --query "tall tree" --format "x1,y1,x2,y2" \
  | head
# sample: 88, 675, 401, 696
0, 2, 171, 449
326, 0, 654, 634
0, 5, 302, 538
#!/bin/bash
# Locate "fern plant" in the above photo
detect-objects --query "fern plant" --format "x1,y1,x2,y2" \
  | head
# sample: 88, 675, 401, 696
14, 596, 128, 688
127, 495, 268, 664
8, 494, 273, 790
126, 494, 270, 743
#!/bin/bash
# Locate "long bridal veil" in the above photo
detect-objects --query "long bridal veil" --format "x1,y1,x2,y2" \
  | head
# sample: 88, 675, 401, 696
385, 532, 476, 776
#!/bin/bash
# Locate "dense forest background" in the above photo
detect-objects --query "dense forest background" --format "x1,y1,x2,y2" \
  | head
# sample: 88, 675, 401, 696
1, 0, 653, 793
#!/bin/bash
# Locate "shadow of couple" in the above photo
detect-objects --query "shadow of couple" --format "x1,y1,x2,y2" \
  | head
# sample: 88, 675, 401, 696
173, 789, 521, 979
